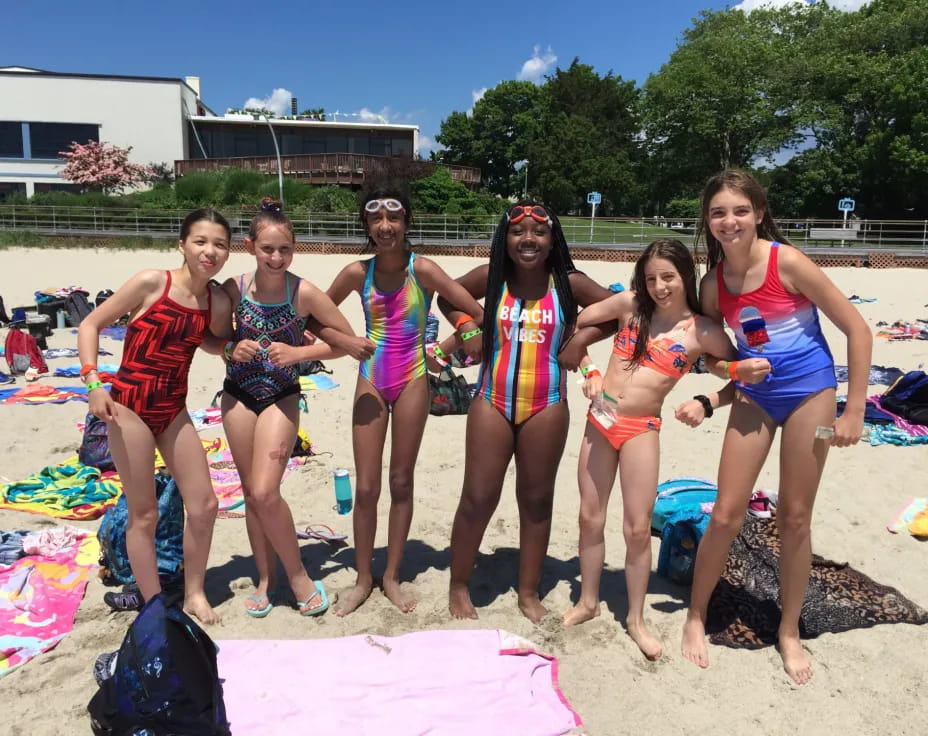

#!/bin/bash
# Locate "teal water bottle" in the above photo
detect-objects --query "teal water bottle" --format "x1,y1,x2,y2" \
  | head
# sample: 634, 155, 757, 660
333, 468, 353, 515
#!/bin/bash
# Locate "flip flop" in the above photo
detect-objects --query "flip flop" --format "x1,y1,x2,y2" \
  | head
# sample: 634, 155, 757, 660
296, 524, 347, 543
245, 593, 273, 618
297, 581, 330, 616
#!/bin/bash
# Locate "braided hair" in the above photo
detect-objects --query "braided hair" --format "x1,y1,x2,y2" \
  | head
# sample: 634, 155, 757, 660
481, 201, 578, 364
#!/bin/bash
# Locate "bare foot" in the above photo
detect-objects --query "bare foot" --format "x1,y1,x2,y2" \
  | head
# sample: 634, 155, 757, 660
448, 583, 478, 619
779, 635, 813, 685
627, 618, 662, 660
382, 578, 417, 613
562, 601, 600, 627
334, 580, 373, 617
518, 593, 548, 624
184, 593, 221, 625
681, 616, 709, 668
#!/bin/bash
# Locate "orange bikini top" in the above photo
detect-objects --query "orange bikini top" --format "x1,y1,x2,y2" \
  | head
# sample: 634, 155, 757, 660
613, 316, 695, 378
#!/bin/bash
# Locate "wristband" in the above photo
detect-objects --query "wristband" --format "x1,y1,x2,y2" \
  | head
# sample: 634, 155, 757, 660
79, 363, 98, 378
584, 369, 602, 380
85, 380, 105, 392
693, 394, 714, 418
580, 363, 599, 377
461, 328, 482, 341
432, 344, 447, 360
727, 360, 740, 381
223, 341, 235, 362
454, 314, 475, 330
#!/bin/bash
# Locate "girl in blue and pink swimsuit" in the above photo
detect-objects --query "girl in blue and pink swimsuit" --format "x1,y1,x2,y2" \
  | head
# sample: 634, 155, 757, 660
681, 170, 872, 686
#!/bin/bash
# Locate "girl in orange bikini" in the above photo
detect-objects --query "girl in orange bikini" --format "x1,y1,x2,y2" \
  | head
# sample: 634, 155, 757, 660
561, 239, 769, 660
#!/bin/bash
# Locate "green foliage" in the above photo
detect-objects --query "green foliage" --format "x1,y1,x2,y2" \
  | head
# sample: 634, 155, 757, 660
411, 168, 501, 215
174, 171, 222, 206
664, 198, 701, 219
219, 169, 266, 205
306, 186, 358, 213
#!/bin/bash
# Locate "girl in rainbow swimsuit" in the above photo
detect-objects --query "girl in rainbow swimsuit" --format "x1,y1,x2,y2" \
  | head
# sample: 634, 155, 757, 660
681, 169, 872, 685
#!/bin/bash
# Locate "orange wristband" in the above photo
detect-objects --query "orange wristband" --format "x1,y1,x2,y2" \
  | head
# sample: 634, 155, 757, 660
79, 363, 98, 378
454, 314, 475, 330
727, 360, 740, 381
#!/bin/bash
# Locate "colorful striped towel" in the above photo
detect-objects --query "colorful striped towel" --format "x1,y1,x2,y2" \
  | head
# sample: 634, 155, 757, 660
0, 457, 120, 519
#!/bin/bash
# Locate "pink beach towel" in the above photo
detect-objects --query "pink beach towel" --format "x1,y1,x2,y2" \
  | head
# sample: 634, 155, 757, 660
0, 529, 98, 677
216, 629, 583, 736
207, 448, 306, 512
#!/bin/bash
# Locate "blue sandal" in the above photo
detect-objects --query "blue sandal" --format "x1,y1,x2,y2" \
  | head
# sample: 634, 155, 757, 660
297, 581, 330, 616
245, 593, 273, 618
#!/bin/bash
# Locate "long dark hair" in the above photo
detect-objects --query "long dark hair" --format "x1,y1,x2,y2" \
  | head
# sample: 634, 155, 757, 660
627, 239, 700, 369
481, 200, 578, 363
358, 181, 413, 252
695, 169, 790, 270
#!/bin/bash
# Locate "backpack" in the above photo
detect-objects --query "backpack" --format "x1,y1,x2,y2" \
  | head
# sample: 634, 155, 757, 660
98, 471, 184, 585
429, 366, 472, 416
87, 593, 230, 736
4, 327, 48, 375
65, 289, 94, 327
79, 414, 116, 472
652, 478, 717, 586
882, 370, 928, 426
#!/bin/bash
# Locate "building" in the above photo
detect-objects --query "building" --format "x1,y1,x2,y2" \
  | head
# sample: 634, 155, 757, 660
0, 66, 480, 198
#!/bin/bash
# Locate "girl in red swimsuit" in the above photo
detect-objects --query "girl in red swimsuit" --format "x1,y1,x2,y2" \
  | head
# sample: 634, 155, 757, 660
78, 208, 233, 625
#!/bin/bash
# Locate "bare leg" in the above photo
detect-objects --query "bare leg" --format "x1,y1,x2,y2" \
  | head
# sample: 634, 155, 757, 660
563, 420, 617, 627
776, 389, 834, 685
221, 396, 278, 613
335, 378, 388, 616
448, 398, 514, 619
615, 428, 662, 659
682, 393, 776, 668
105, 405, 160, 602
381, 376, 429, 613
157, 412, 220, 624
513, 401, 569, 623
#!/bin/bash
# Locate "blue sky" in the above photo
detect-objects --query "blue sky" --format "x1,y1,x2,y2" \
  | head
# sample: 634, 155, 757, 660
5, 0, 868, 156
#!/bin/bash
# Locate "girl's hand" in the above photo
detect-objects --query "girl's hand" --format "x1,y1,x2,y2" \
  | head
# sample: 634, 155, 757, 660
231, 339, 262, 362
674, 399, 706, 428
341, 335, 376, 361
89, 388, 118, 422
460, 330, 482, 363
267, 342, 300, 367
831, 410, 864, 447
557, 334, 586, 371
736, 358, 772, 384
582, 372, 603, 400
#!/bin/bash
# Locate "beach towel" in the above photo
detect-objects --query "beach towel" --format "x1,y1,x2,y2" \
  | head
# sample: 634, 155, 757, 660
833, 364, 903, 386
206, 446, 306, 512
298, 374, 339, 391
0, 384, 87, 405
215, 629, 583, 736
43, 347, 112, 359
0, 457, 120, 519
706, 515, 928, 649
54, 363, 119, 378
190, 406, 223, 432
0, 529, 98, 678
888, 497, 928, 536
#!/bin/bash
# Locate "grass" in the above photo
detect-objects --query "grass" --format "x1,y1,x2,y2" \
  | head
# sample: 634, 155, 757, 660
0, 231, 176, 250
558, 217, 689, 246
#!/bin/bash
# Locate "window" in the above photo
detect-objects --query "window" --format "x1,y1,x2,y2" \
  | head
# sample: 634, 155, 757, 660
0, 122, 24, 158
33, 182, 83, 193
29, 123, 99, 159
0, 182, 27, 200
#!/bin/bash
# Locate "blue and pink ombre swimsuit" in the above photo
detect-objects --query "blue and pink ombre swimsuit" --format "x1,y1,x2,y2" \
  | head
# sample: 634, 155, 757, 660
716, 242, 836, 424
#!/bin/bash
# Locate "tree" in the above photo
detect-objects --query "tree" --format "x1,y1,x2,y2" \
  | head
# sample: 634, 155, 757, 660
59, 141, 152, 195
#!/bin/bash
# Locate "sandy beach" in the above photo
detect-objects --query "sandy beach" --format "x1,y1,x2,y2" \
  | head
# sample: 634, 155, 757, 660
1, 246, 926, 736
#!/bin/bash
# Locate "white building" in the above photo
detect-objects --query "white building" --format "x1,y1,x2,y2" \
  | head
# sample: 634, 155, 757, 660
0, 66, 205, 197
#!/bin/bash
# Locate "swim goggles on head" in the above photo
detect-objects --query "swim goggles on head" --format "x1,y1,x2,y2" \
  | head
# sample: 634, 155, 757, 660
364, 198, 405, 214
507, 204, 552, 226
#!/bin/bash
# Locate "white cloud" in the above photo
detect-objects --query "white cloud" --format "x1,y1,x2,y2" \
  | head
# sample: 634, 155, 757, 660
242, 88, 294, 116
517, 45, 557, 84
734, 0, 870, 11
467, 87, 489, 116
418, 134, 440, 156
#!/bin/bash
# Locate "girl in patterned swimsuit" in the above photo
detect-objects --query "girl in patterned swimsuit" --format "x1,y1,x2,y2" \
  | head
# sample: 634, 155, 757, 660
219, 199, 368, 618
78, 208, 234, 624
321, 184, 484, 616
441, 201, 613, 623
681, 170, 871, 685
560, 239, 745, 660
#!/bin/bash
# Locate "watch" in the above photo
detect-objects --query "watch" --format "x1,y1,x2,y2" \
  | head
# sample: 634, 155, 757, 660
693, 394, 713, 418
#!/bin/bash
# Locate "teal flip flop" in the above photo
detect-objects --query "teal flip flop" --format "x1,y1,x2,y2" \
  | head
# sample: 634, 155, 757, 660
245, 593, 273, 618
297, 581, 329, 617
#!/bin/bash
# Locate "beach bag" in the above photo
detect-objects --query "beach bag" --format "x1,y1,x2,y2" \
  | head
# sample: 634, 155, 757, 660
4, 327, 47, 374
65, 289, 93, 327
87, 593, 230, 736
97, 471, 184, 585
429, 366, 471, 416
653, 478, 716, 585
882, 371, 928, 426
79, 414, 115, 472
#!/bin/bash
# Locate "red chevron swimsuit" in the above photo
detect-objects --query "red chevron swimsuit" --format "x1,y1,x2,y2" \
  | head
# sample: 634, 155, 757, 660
110, 271, 212, 436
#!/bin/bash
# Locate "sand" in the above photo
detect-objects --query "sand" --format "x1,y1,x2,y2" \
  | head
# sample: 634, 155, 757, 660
1, 246, 926, 736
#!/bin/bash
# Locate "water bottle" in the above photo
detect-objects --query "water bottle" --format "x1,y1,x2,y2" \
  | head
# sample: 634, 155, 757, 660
814, 425, 872, 441
333, 468, 353, 515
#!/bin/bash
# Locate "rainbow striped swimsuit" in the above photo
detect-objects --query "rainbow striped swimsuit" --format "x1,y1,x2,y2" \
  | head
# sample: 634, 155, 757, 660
359, 252, 430, 404
478, 278, 566, 425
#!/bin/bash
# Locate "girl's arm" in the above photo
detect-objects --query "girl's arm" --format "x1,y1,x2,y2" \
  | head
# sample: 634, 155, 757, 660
200, 282, 234, 355
560, 273, 620, 371
675, 382, 737, 427
307, 262, 372, 360
781, 246, 872, 445
414, 257, 486, 326
434, 263, 490, 362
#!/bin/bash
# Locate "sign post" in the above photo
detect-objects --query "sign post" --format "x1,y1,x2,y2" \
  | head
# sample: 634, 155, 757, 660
837, 198, 855, 246
587, 191, 602, 243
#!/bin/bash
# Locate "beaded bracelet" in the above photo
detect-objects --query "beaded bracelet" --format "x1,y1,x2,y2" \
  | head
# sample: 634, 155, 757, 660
461, 328, 482, 341
85, 380, 105, 392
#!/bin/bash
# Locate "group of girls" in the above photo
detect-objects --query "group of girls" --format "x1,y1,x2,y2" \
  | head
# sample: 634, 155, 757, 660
78, 168, 870, 685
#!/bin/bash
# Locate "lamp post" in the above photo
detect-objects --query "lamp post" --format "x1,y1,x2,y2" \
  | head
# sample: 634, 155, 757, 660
516, 159, 528, 199
257, 112, 284, 206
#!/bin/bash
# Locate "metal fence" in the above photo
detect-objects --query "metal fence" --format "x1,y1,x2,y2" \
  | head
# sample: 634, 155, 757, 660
1, 205, 927, 253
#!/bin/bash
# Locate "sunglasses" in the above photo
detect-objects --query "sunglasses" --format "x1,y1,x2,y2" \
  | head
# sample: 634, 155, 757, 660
507, 205, 552, 226
364, 198, 405, 214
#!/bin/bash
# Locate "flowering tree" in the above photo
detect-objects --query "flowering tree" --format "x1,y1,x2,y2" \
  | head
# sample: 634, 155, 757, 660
59, 141, 153, 194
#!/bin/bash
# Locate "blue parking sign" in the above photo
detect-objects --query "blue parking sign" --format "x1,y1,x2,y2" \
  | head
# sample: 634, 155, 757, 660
838, 198, 856, 212
587, 191, 602, 205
